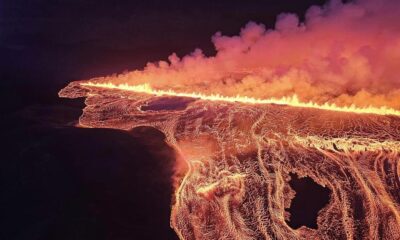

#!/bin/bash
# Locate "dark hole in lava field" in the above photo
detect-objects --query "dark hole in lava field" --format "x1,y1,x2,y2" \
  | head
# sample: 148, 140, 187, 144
286, 173, 331, 229
140, 97, 197, 111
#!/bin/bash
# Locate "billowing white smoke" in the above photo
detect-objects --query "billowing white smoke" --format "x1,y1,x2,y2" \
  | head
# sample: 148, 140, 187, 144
89, 0, 400, 109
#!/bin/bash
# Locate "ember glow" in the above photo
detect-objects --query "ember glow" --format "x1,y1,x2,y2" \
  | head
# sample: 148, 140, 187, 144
81, 82, 400, 116
59, 0, 400, 239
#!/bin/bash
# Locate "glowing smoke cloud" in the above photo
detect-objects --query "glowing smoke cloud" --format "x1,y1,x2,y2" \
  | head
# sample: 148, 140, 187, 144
84, 0, 400, 110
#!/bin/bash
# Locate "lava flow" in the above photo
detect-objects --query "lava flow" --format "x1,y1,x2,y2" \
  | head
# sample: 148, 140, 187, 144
80, 82, 400, 116
59, 80, 400, 240
59, 0, 400, 239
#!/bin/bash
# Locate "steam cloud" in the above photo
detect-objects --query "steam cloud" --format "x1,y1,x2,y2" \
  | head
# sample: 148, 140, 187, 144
89, 0, 400, 109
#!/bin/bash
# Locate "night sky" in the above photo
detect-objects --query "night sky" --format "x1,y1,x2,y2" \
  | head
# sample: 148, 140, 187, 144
1, 1, 327, 239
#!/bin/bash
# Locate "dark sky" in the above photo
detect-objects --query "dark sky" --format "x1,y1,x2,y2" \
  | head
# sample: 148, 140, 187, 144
1, 0, 327, 87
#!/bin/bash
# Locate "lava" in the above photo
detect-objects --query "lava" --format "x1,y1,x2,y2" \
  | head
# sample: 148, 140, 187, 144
80, 82, 400, 116
59, 81, 400, 240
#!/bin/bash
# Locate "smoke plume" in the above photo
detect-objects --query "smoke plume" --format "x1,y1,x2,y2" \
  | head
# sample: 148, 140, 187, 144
87, 0, 400, 109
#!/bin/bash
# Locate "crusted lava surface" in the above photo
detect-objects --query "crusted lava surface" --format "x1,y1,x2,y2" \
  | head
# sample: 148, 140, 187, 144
60, 82, 400, 240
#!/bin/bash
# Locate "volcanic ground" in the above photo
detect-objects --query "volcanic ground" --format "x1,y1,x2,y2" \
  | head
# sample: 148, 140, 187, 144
59, 81, 400, 240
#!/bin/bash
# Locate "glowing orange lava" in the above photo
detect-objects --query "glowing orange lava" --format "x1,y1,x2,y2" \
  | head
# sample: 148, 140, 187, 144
80, 82, 400, 117
59, 80, 400, 240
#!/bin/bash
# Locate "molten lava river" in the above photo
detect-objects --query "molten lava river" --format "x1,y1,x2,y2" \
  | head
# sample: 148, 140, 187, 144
59, 81, 400, 240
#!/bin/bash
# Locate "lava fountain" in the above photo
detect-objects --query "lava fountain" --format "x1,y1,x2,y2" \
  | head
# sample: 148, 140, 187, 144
59, 0, 400, 239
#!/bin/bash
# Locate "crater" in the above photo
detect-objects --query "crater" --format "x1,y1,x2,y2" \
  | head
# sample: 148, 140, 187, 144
285, 173, 331, 229
140, 97, 197, 111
